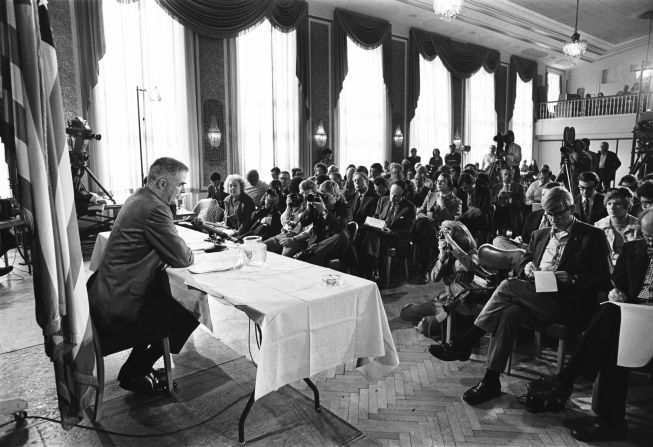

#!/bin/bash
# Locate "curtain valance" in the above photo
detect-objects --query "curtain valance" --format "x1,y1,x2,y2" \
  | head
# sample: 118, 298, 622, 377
153, 0, 309, 118
507, 55, 538, 124
332, 8, 391, 109
407, 28, 500, 123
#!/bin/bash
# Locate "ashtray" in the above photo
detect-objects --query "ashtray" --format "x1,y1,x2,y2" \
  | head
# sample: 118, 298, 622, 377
321, 274, 342, 287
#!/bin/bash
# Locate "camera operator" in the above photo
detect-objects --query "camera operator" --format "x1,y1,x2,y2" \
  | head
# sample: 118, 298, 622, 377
504, 130, 522, 179
264, 179, 315, 257
558, 140, 593, 194
294, 180, 353, 266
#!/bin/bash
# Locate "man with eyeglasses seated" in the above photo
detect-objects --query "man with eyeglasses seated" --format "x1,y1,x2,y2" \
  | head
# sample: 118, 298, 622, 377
293, 180, 353, 267
573, 171, 607, 225
528, 208, 653, 442
413, 173, 462, 283
429, 186, 612, 406
632, 180, 653, 218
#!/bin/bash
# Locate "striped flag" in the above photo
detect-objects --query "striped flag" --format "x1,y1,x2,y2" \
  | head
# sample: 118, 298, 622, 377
1, 0, 95, 427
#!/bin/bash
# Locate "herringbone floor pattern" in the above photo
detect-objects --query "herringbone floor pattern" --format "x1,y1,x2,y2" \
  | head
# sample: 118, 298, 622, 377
289, 281, 653, 447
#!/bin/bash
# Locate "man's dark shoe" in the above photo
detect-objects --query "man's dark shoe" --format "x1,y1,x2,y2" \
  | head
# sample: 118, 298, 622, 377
462, 378, 502, 405
119, 371, 170, 395
428, 341, 471, 361
371, 269, 381, 282
571, 418, 627, 442
0, 266, 13, 277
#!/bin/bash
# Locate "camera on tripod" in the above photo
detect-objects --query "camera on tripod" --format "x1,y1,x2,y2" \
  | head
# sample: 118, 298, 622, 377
559, 126, 576, 161
66, 117, 101, 141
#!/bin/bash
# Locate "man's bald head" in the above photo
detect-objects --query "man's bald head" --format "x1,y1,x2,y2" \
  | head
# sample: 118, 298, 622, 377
640, 208, 653, 236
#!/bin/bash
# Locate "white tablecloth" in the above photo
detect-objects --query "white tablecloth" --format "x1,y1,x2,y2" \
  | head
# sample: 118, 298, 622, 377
91, 225, 399, 400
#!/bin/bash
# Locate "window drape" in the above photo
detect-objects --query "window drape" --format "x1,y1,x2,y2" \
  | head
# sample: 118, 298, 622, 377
547, 72, 561, 114
465, 68, 497, 166
407, 27, 500, 124
235, 19, 299, 175
511, 78, 534, 164
89, 0, 191, 197
507, 55, 537, 124
409, 55, 451, 158
73, 0, 105, 114
337, 37, 388, 168
332, 9, 391, 110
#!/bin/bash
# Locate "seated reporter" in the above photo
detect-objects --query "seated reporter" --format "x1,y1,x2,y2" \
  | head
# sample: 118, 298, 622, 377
413, 173, 462, 283
491, 166, 525, 237
89, 157, 198, 393
573, 171, 607, 225
529, 209, 653, 442
429, 186, 612, 406
349, 172, 379, 228
222, 174, 256, 235
295, 180, 354, 266
359, 180, 416, 280
593, 187, 640, 263
239, 189, 282, 241
458, 172, 492, 244
264, 179, 315, 257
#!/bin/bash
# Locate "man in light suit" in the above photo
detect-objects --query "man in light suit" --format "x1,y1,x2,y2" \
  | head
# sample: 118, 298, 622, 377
360, 180, 416, 280
430, 186, 612, 405
89, 157, 198, 393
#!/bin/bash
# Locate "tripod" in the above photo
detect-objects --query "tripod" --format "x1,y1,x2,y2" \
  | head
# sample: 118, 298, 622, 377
68, 135, 115, 204
487, 154, 505, 187
559, 155, 574, 192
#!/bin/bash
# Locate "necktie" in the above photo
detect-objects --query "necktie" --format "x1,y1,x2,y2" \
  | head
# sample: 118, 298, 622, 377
584, 200, 591, 221
389, 202, 396, 220
354, 194, 362, 215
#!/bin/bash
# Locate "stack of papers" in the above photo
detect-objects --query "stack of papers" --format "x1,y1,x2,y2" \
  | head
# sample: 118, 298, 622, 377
364, 216, 386, 230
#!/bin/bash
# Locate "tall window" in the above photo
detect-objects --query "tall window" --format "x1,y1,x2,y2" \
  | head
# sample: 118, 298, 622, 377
465, 68, 496, 166
92, 0, 191, 195
235, 20, 299, 174
547, 72, 561, 114
511, 79, 533, 164
337, 37, 388, 168
409, 55, 451, 158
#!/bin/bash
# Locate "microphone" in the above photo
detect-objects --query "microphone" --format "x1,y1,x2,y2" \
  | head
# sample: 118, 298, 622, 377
192, 219, 240, 243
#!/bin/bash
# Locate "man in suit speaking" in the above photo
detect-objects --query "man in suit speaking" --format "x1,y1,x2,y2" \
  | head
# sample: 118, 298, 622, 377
89, 157, 198, 394
429, 186, 612, 405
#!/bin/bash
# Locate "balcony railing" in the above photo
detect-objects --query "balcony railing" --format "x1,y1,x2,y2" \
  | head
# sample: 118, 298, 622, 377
538, 92, 652, 119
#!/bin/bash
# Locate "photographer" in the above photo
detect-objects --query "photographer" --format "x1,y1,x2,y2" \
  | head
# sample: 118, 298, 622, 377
294, 180, 353, 266
558, 139, 593, 193
264, 179, 315, 257
504, 130, 522, 179
239, 188, 283, 241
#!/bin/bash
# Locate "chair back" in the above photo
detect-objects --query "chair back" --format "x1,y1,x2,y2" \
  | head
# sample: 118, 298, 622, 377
478, 243, 525, 276
346, 221, 358, 241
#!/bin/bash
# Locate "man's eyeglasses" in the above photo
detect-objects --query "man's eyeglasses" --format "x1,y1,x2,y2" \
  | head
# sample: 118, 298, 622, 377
544, 208, 569, 219
578, 185, 594, 190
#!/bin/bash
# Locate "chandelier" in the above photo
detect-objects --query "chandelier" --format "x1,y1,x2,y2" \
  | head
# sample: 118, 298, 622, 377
562, 0, 587, 65
433, 0, 462, 22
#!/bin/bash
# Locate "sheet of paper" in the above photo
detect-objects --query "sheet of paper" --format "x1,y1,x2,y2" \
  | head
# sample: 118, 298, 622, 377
365, 216, 386, 230
534, 271, 558, 293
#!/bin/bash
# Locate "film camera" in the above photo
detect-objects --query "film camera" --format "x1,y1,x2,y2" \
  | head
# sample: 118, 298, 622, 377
67, 117, 101, 169
305, 193, 324, 203
559, 126, 576, 158
66, 117, 102, 141
492, 133, 508, 158
635, 111, 653, 154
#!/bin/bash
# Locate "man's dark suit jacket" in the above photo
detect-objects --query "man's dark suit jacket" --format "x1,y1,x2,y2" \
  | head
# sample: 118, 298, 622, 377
460, 185, 492, 233
349, 189, 379, 227
520, 219, 612, 328
374, 196, 416, 239
612, 239, 650, 302
491, 181, 525, 211
573, 193, 607, 225
597, 150, 621, 187
521, 209, 546, 245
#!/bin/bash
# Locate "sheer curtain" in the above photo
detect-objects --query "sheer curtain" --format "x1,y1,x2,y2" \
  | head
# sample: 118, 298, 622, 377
91, 0, 190, 197
547, 72, 561, 114
235, 20, 299, 175
337, 37, 388, 169
511, 79, 533, 164
465, 68, 496, 166
409, 55, 451, 158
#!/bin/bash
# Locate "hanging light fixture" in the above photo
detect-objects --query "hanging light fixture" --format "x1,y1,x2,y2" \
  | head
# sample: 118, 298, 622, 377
433, 0, 463, 22
207, 115, 222, 148
562, 0, 588, 66
314, 120, 328, 148
393, 125, 404, 148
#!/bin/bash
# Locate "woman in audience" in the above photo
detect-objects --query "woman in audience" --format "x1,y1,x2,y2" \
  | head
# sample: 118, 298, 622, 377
222, 174, 256, 235
593, 187, 640, 263
429, 148, 443, 171
400, 220, 478, 327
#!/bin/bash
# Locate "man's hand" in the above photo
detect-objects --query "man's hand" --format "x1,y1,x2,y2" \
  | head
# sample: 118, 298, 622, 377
523, 261, 537, 278
608, 288, 627, 303
279, 236, 294, 247
312, 201, 325, 214
554, 271, 572, 286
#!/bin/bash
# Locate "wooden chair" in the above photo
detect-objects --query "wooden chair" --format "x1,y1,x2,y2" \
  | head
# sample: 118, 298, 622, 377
87, 272, 174, 423
381, 241, 413, 289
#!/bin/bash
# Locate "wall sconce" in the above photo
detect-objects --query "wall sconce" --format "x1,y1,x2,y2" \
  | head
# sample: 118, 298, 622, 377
314, 120, 328, 148
393, 125, 404, 147
207, 115, 222, 148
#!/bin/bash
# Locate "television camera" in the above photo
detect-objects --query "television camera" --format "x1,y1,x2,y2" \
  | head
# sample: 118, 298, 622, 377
630, 111, 653, 176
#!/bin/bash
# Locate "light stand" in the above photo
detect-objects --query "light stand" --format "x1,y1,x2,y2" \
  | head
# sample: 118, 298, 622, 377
135, 86, 161, 186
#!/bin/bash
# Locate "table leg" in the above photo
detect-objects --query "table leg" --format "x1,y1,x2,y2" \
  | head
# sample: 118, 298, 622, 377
238, 391, 255, 444
303, 378, 321, 410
